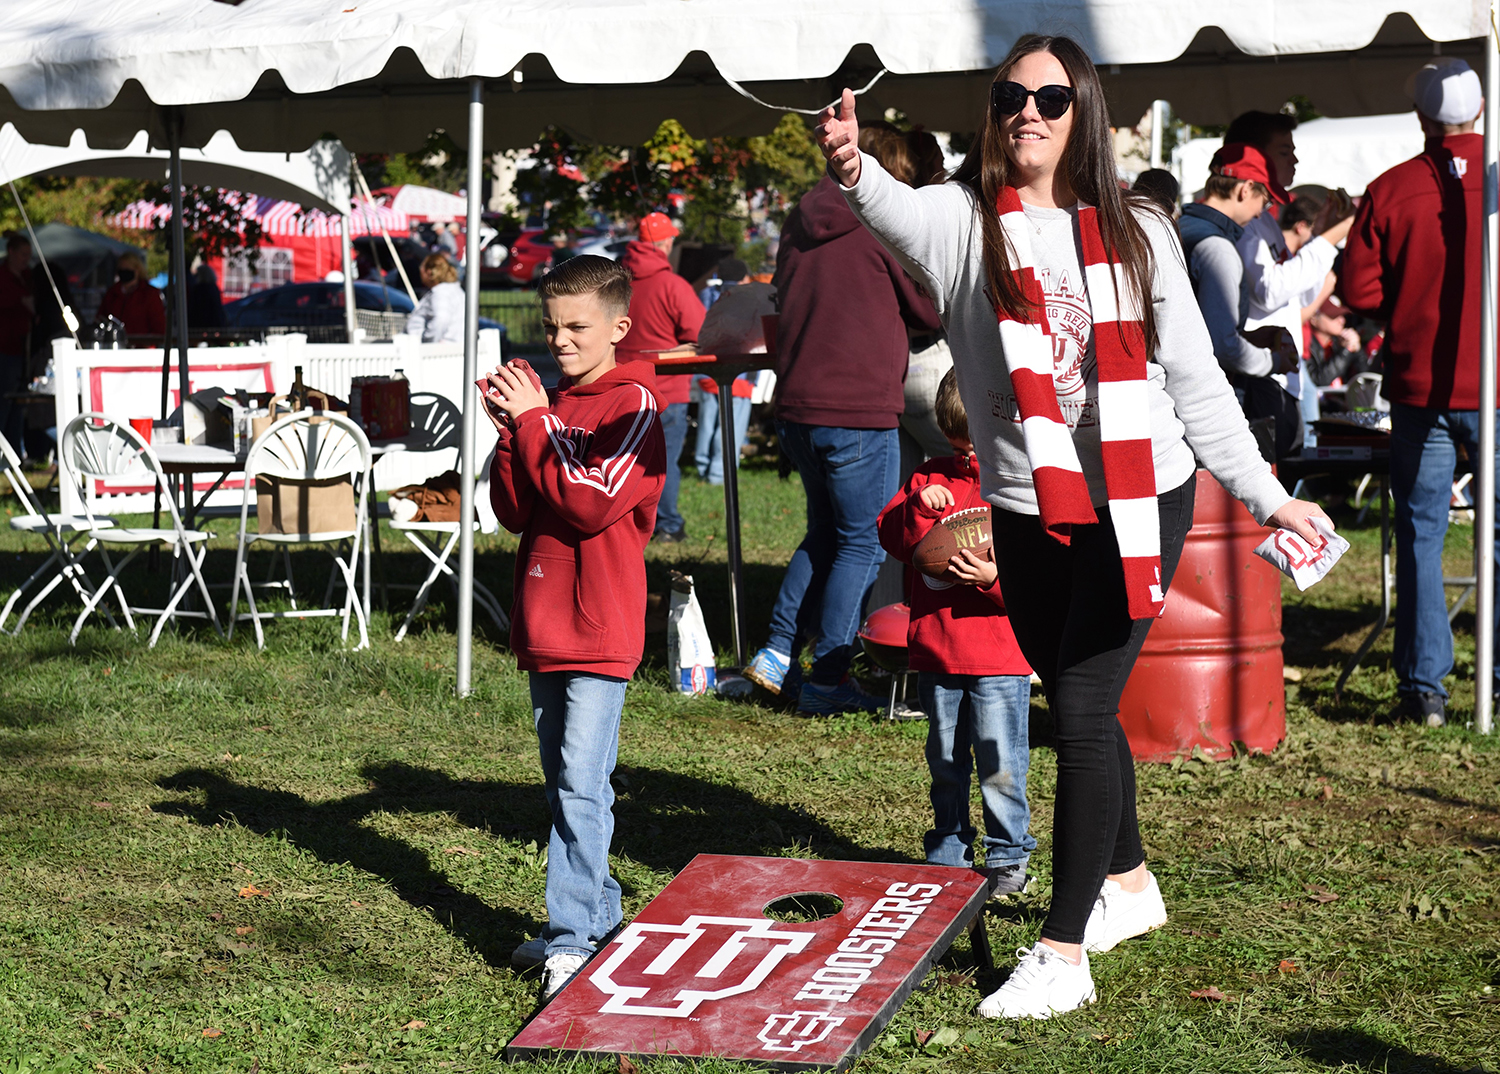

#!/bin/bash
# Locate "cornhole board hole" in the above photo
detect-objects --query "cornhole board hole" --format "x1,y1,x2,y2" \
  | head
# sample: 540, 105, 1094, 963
506, 854, 989, 1071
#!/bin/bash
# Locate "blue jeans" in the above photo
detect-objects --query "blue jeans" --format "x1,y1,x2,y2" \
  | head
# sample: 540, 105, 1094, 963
531, 670, 628, 957
765, 422, 898, 684
655, 401, 689, 535
694, 389, 752, 484
1390, 402, 1500, 700
920, 672, 1036, 869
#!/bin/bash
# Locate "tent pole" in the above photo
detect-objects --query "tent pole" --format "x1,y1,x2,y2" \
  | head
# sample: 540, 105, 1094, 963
340, 213, 357, 341
1478, 5, 1499, 736
456, 76, 483, 698
168, 109, 191, 419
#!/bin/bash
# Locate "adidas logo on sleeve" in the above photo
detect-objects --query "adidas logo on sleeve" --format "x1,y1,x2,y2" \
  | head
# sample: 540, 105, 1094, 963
528, 563, 545, 579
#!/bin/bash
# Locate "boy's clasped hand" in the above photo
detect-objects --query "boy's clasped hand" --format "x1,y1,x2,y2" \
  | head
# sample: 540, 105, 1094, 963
480, 361, 550, 430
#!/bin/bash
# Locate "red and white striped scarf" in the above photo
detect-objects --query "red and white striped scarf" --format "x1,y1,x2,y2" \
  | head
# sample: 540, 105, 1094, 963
994, 187, 1164, 619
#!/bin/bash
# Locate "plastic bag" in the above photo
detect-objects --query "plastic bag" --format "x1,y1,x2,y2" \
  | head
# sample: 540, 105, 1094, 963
696, 281, 776, 355
1253, 516, 1349, 591
667, 571, 716, 694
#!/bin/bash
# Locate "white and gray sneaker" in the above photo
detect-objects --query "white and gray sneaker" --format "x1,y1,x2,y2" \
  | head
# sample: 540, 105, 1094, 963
541, 952, 589, 1001
977, 943, 1097, 1019
1083, 872, 1168, 954
511, 936, 547, 969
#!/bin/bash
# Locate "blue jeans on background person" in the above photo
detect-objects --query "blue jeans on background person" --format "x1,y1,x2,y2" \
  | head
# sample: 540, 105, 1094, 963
764, 422, 898, 685
1390, 402, 1500, 703
655, 401, 689, 536
0, 355, 27, 454
694, 388, 752, 484
530, 670, 629, 958
920, 672, 1036, 870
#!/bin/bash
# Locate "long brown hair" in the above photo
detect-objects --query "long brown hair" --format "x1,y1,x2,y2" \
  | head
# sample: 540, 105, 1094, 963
950, 34, 1163, 355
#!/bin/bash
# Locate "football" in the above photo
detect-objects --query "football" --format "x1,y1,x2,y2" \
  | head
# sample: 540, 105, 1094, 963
912, 506, 994, 578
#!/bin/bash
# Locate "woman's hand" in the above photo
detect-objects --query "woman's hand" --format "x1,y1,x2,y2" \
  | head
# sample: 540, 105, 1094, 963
947, 549, 998, 588
814, 88, 862, 188
1266, 498, 1334, 545
919, 484, 955, 512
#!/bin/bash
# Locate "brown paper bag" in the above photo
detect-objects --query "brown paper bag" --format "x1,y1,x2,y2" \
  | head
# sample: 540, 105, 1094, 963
255, 475, 357, 535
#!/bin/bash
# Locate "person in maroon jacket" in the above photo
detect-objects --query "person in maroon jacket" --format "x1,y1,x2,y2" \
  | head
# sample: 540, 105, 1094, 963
741, 130, 942, 715
1342, 58, 1487, 728
878, 370, 1036, 890
0, 232, 35, 452
96, 252, 166, 341
616, 211, 705, 543
482, 256, 666, 1001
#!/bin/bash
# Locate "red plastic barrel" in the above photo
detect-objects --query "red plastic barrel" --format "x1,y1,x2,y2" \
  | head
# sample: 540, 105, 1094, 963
1116, 469, 1285, 762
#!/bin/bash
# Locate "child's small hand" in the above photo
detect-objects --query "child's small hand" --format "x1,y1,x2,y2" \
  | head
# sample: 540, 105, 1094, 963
491, 362, 550, 420
946, 549, 998, 588
919, 484, 955, 512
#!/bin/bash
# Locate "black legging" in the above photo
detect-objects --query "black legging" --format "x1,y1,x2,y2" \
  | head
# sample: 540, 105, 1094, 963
993, 476, 1196, 945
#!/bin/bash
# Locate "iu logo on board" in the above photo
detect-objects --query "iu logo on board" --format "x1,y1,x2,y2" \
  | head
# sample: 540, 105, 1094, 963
588, 916, 814, 1017
758, 1011, 847, 1052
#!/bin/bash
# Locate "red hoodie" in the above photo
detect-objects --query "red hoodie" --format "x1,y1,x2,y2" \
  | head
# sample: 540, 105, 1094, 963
773, 176, 940, 429
616, 240, 705, 406
1342, 133, 1486, 409
97, 281, 166, 339
490, 360, 666, 678
876, 453, 1031, 677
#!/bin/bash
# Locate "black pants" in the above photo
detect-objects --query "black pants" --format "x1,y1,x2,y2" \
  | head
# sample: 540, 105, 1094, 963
993, 476, 1196, 945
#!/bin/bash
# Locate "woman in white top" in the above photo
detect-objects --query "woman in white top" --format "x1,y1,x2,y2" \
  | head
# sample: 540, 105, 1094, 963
816, 34, 1330, 1019
406, 253, 464, 343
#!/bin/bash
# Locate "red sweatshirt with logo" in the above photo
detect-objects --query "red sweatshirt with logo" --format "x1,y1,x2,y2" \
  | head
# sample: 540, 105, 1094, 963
616, 240, 705, 405
1342, 133, 1485, 409
489, 360, 666, 678
876, 453, 1032, 677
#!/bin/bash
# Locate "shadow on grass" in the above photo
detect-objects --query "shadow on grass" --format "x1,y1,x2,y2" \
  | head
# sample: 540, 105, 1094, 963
152, 760, 911, 968
1286, 1027, 1476, 1073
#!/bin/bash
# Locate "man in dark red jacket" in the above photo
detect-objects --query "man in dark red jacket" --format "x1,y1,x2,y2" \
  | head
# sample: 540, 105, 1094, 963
1342, 58, 1488, 727
741, 162, 940, 716
0, 232, 35, 453
616, 212, 704, 543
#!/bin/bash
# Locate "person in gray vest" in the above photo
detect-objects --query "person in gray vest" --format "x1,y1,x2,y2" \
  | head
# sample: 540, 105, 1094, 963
1179, 144, 1302, 458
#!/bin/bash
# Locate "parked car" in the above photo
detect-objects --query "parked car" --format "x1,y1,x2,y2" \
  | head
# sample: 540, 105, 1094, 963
572, 232, 635, 260
494, 228, 554, 286
221, 281, 505, 343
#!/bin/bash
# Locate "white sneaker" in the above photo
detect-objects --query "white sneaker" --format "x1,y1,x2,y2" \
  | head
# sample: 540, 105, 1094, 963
541, 952, 589, 1000
1083, 872, 1168, 953
977, 943, 1096, 1019
511, 936, 547, 969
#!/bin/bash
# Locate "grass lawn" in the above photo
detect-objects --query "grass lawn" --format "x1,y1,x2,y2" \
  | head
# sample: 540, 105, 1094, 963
0, 458, 1496, 1074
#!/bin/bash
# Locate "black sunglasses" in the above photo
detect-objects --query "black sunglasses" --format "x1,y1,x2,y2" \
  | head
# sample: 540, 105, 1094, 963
991, 81, 1076, 121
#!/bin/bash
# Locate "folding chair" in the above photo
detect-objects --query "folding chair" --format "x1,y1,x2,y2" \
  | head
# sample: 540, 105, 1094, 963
59, 414, 223, 647
0, 430, 120, 634
387, 392, 508, 641
228, 411, 371, 650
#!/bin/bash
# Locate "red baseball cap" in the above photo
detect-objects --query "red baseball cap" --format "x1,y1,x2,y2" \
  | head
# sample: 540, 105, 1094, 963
638, 212, 679, 242
1209, 143, 1289, 205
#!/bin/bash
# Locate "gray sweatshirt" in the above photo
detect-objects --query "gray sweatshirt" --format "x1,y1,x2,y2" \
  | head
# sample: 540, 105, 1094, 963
406, 280, 464, 344
839, 153, 1291, 524
1189, 235, 1275, 377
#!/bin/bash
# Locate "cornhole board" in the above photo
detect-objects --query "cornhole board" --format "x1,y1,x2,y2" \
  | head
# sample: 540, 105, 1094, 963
506, 854, 989, 1072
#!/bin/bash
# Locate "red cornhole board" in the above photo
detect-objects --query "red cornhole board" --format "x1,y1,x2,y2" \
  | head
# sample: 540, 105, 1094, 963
506, 854, 988, 1072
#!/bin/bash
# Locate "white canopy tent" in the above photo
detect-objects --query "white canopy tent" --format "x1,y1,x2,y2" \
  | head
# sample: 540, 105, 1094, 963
1174, 112, 1437, 199
0, 1, 1492, 726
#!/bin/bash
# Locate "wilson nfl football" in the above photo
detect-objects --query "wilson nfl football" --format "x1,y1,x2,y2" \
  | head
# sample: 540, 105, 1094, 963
913, 505, 994, 578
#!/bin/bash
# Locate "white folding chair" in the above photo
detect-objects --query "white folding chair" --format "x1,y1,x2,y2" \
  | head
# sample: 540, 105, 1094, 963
0, 430, 121, 634
59, 414, 223, 647
229, 411, 371, 650
388, 392, 508, 641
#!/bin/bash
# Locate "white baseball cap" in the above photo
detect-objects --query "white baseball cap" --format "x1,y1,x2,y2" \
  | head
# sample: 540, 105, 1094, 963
1407, 57, 1482, 125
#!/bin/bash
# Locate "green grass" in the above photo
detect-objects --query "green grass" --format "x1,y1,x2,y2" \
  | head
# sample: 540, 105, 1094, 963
0, 461, 1496, 1074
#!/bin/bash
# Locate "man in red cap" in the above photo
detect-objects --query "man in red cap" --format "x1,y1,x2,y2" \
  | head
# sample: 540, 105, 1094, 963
616, 211, 705, 542
1179, 144, 1303, 457
1342, 58, 1488, 727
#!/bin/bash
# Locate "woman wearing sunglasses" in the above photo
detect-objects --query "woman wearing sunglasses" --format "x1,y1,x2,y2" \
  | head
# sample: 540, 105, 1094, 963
816, 34, 1331, 1019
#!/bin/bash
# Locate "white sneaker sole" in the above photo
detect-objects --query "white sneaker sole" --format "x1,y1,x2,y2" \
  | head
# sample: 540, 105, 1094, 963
977, 986, 1097, 1020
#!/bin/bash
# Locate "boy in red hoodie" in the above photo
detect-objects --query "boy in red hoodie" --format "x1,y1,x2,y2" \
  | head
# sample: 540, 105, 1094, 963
877, 371, 1035, 894
483, 255, 666, 1000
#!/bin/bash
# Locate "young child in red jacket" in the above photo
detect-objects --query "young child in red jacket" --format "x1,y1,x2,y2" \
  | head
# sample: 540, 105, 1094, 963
876, 370, 1035, 894
482, 255, 666, 1001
